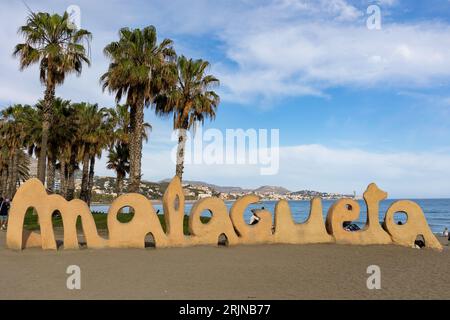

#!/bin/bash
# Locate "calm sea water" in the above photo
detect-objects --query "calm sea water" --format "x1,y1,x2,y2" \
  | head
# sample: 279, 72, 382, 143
91, 198, 450, 234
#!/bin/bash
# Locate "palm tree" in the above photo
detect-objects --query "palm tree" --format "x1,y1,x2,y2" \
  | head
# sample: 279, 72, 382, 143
101, 26, 176, 192
31, 98, 70, 193
46, 98, 70, 193
0, 117, 22, 198
16, 151, 31, 186
0, 148, 8, 196
75, 103, 110, 202
0, 148, 30, 198
107, 143, 129, 194
86, 107, 116, 205
154, 56, 220, 181
50, 100, 78, 199
0, 105, 35, 198
13, 11, 92, 184
107, 104, 151, 194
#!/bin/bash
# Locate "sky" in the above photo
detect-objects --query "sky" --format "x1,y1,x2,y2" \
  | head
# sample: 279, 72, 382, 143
1, 0, 450, 198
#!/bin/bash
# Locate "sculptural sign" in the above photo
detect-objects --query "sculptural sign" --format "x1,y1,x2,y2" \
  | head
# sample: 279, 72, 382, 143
6, 177, 443, 251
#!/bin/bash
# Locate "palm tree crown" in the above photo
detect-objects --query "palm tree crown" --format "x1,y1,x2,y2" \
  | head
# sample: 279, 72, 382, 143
156, 56, 220, 130
8, 14, 223, 202
101, 26, 176, 192
14, 11, 92, 86
13, 11, 92, 184
155, 55, 220, 180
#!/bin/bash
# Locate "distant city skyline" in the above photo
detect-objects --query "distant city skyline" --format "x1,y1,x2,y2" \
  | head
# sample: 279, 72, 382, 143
2, 0, 450, 198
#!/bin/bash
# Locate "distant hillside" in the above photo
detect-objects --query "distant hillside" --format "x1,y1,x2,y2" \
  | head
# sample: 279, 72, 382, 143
159, 178, 294, 194
289, 190, 330, 197
253, 185, 291, 195
90, 176, 355, 202
289, 189, 354, 198
158, 178, 251, 193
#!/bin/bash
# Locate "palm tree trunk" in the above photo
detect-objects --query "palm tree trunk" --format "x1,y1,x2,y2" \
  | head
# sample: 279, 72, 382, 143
175, 129, 187, 181
129, 102, 144, 193
116, 171, 124, 195
38, 84, 55, 184
6, 152, 14, 199
64, 163, 69, 196
59, 160, 66, 197
1, 168, 8, 197
87, 156, 95, 205
79, 152, 90, 202
128, 106, 136, 185
6, 150, 19, 199
10, 151, 19, 198
47, 155, 56, 193
66, 152, 76, 201
0, 168, 3, 196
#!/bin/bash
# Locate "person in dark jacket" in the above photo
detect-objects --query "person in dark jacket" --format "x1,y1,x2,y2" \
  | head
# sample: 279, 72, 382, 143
0, 198, 10, 230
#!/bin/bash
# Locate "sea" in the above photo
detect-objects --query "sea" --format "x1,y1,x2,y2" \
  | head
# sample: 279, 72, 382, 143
91, 198, 450, 234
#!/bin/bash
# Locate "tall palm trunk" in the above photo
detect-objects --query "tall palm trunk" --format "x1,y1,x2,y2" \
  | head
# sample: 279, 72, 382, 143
79, 152, 90, 202
87, 156, 95, 205
129, 101, 144, 193
10, 151, 19, 198
116, 171, 125, 195
66, 152, 76, 201
1, 168, 8, 197
38, 84, 55, 184
175, 129, 187, 181
59, 160, 66, 197
6, 150, 18, 199
6, 155, 13, 195
46, 155, 56, 193
0, 168, 4, 196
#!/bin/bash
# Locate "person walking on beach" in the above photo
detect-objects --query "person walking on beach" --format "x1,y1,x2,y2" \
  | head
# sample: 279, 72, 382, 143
443, 227, 449, 237
0, 198, 10, 230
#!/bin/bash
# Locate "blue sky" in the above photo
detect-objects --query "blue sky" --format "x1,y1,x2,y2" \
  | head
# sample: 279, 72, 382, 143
1, 0, 450, 198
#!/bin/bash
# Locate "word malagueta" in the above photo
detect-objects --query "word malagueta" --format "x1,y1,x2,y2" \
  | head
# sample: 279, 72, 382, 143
6, 177, 443, 251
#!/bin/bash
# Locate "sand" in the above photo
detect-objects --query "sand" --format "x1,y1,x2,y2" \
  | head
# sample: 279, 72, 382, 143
0, 231, 448, 300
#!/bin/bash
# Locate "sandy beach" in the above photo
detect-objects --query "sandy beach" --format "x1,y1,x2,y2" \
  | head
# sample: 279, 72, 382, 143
0, 231, 448, 300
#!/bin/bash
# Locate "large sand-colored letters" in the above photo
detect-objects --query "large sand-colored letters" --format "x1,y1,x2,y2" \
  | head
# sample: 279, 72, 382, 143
6, 177, 443, 251
230, 195, 274, 244
383, 200, 442, 250
7, 178, 107, 250
326, 184, 392, 245
188, 197, 239, 246
274, 198, 334, 244
107, 193, 168, 248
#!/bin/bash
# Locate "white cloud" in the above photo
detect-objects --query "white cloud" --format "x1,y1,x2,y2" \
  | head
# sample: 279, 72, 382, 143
217, 20, 450, 103
275, 0, 363, 21
1, 0, 449, 107
278, 144, 450, 198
